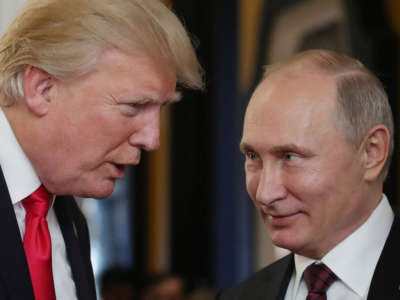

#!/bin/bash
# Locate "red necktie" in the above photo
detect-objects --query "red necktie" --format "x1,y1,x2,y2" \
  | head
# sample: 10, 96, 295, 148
23, 185, 56, 300
303, 263, 337, 300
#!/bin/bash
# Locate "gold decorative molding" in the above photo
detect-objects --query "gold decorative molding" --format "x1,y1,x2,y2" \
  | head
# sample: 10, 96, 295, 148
239, 0, 264, 92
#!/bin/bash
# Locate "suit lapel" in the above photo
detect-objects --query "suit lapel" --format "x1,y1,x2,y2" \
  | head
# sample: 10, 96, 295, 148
268, 255, 293, 300
246, 254, 293, 300
0, 167, 35, 299
54, 196, 97, 300
256, 216, 400, 300
367, 215, 400, 299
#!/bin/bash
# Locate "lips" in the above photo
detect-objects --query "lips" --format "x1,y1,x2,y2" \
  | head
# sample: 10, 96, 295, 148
260, 206, 301, 227
109, 163, 126, 179
115, 163, 125, 171
263, 210, 301, 227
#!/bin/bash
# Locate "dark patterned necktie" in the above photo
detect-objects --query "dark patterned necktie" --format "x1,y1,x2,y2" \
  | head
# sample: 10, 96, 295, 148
23, 185, 56, 300
303, 263, 337, 300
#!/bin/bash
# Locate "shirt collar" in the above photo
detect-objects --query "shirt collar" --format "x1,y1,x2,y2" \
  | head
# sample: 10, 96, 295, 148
0, 108, 41, 204
293, 195, 394, 297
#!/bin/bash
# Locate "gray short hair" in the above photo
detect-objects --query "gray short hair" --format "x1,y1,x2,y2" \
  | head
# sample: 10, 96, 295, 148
0, 0, 204, 105
263, 49, 394, 181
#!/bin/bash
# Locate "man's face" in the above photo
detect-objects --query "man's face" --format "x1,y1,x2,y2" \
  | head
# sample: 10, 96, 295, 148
241, 72, 372, 258
32, 49, 176, 198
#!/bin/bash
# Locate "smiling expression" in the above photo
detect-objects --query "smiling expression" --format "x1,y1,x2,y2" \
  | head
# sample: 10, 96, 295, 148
241, 72, 376, 258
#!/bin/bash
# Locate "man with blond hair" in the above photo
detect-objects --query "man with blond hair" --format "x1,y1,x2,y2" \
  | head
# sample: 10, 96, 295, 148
217, 49, 399, 299
0, 0, 203, 299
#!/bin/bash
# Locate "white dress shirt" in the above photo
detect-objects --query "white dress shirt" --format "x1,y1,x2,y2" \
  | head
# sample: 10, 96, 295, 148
0, 108, 78, 300
284, 194, 394, 300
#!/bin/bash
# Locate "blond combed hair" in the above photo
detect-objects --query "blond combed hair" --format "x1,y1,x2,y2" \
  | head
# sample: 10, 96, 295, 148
263, 49, 394, 181
0, 0, 204, 105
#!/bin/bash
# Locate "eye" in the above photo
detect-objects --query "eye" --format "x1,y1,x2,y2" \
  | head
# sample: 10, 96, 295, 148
119, 103, 142, 117
245, 151, 259, 161
284, 153, 299, 162
128, 103, 142, 110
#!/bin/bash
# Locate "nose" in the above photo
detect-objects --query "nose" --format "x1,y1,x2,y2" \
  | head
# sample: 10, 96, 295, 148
255, 163, 287, 206
129, 106, 161, 151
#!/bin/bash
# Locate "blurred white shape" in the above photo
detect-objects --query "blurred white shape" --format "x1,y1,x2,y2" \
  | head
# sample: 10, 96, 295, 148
0, 0, 26, 35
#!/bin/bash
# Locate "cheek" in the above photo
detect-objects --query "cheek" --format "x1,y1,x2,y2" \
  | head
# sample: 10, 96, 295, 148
285, 165, 327, 196
288, 173, 339, 228
283, 171, 333, 220
245, 171, 260, 200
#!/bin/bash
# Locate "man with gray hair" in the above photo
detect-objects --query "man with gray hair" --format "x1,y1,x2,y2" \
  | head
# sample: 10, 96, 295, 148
217, 49, 399, 300
0, 0, 203, 299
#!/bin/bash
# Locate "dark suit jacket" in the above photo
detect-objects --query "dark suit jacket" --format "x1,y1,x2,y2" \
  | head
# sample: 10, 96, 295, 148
0, 167, 97, 300
217, 215, 400, 300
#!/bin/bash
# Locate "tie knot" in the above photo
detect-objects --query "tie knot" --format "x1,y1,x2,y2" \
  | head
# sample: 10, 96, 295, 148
22, 185, 52, 218
303, 263, 337, 294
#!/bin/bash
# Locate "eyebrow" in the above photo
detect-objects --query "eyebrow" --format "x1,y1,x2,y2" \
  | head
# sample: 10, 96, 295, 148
170, 91, 182, 103
239, 142, 253, 154
134, 91, 182, 105
239, 142, 314, 156
270, 144, 314, 156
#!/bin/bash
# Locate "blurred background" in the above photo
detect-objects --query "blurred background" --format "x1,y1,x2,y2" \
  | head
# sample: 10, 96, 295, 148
2, 0, 400, 299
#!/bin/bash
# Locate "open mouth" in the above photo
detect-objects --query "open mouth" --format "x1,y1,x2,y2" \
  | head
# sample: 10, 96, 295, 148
115, 164, 125, 171
110, 163, 126, 178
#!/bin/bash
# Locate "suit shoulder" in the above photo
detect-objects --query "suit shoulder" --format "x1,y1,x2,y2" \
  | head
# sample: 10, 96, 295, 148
216, 255, 293, 300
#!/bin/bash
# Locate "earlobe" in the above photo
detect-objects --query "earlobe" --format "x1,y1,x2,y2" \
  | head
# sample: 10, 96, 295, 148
23, 66, 53, 117
362, 125, 390, 181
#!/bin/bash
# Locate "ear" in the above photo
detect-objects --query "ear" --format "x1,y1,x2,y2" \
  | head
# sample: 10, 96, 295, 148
23, 66, 54, 117
361, 125, 390, 181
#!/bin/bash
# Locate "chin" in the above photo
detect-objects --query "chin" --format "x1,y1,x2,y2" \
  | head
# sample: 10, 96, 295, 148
269, 230, 301, 252
73, 180, 116, 199
42, 176, 115, 199
271, 239, 291, 251
87, 186, 114, 199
